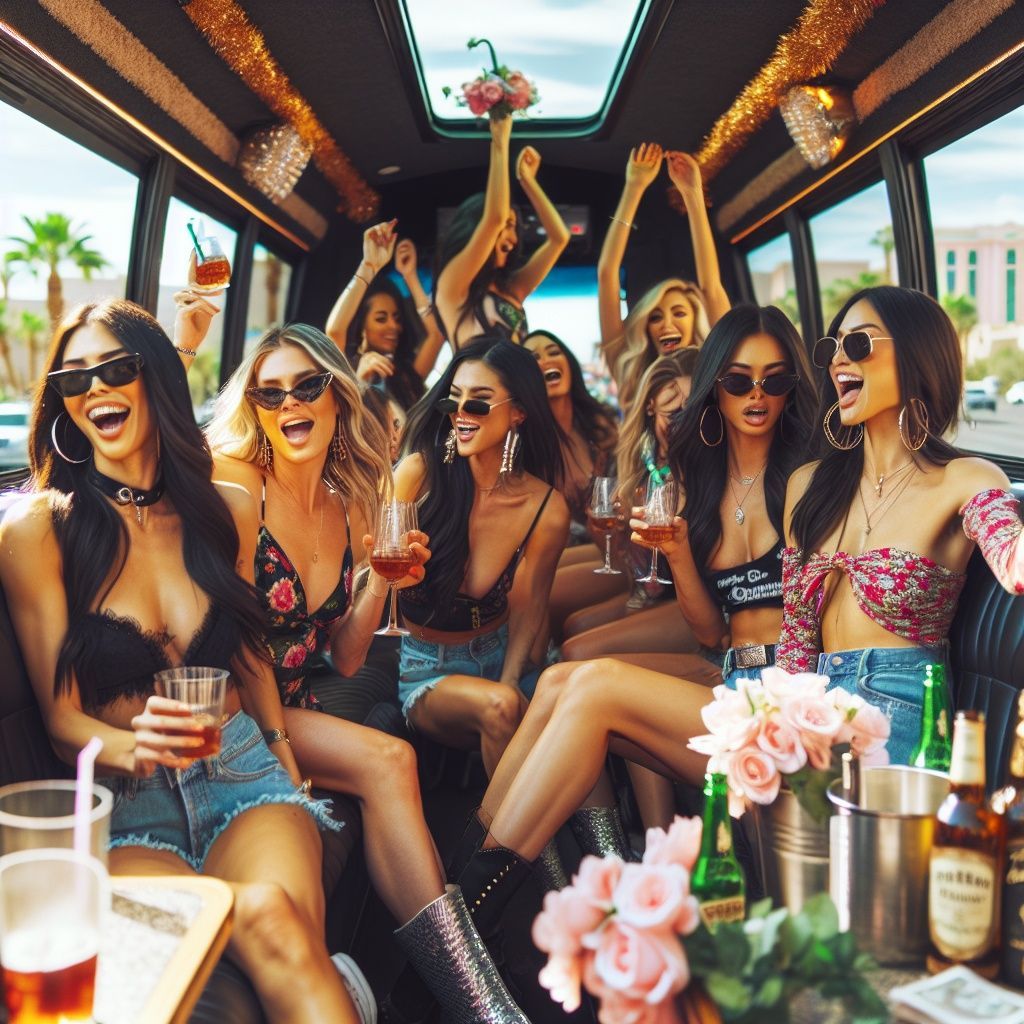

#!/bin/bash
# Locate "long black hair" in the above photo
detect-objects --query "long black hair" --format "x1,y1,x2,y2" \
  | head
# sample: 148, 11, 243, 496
790, 286, 962, 558
524, 329, 618, 454
346, 275, 425, 409
669, 304, 817, 576
433, 194, 523, 340
30, 299, 268, 696
403, 333, 565, 615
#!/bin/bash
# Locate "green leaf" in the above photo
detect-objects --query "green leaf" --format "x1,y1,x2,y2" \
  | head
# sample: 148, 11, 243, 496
714, 926, 752, 974
785, 765, 841, 823
853, 952, 877, 972
441, 86, 452, 98
779, 912, 812, 962
801, 894, 839, 940
747, 898, 774, 919
706, 972, 752, 1013
753, 975, 784, 1007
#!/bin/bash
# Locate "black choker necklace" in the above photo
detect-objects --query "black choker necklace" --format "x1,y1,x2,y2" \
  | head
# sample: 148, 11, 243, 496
88, 466, 164, 524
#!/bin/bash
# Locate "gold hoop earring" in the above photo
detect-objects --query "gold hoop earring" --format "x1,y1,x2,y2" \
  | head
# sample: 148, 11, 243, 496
822, 401, 864, 450
331, 418, 348, 463
898, 397, 928, 452
443, 428, 456, 465
257, 429, 274, 470
698, 406, 723, 447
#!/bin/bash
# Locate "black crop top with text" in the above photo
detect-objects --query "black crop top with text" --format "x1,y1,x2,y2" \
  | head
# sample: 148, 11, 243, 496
700, 541, 784, 615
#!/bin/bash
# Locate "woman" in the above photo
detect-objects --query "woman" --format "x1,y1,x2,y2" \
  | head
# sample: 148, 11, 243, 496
206, 324, 530, 1021
780, 285, 1023, 762
434, 114, 569, 347
598, 145, 729, 409
325, 223, 446, 409
0, 299, 359, 1022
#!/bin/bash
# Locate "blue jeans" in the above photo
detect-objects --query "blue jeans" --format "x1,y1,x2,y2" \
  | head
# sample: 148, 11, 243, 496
816, 646, 948, 766
722, 644, 778, 690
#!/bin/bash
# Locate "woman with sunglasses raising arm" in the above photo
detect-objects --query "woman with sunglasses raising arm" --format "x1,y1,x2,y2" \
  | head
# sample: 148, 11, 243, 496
206, 324, 532, 1021
780, 285, 1024, 762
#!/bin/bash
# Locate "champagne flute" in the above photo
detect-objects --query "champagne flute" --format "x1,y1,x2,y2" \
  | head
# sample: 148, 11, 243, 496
371, 498, 418, 637
635, 475, 678, 585
588, 476, 622, 575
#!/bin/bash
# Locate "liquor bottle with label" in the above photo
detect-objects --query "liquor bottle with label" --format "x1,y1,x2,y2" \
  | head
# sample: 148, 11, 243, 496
927, 710, 1005, 977
1000, 691, 1024, 987
911, 663, 952, 772
690, 772, 745, 929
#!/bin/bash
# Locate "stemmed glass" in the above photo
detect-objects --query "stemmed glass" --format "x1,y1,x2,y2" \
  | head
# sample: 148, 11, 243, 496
589, 477, 622, 576
371, 498, 418, 637
635, 475, 678, 585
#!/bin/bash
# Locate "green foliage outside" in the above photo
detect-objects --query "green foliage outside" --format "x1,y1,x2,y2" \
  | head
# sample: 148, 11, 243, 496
967, 347, 1024, 390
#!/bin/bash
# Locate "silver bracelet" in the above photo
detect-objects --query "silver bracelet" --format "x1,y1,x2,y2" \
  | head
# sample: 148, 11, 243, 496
609, 216, 637, 231
175, 346, 197, 357
416, 303, 433, 317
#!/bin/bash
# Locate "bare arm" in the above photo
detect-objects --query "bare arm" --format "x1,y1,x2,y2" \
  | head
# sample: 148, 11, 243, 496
325, 221, 398, 353
666, 151, 730, 325
395, 239, 449, 378
506, 147, 570, 302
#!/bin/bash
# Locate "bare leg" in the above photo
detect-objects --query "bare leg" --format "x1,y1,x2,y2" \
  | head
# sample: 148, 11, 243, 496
284, 707, 444, 923
557, 543, 602, 568
627, 762, 676, 829
563, 593, 629, 638
563, 599, 700, 661
549, 560, 629, 640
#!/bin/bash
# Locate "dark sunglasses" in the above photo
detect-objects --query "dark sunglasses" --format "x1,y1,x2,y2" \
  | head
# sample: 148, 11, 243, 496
812, 330, 892, 369
436, 396, 513, 417
246, 372, 333, 410
47, 353, 144, 398
716, 372, 800, 397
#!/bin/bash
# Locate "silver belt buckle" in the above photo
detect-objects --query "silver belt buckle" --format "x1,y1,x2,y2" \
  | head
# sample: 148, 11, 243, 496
734, 644, 768, 669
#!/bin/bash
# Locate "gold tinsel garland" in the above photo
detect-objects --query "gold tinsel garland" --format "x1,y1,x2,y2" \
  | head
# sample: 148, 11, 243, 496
183, 0, 379, 222
696, 0, 882, 183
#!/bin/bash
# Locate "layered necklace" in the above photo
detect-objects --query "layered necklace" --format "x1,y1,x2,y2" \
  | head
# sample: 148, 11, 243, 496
857, 463, 918, 536
864, 453, 915, 497
88, 466, 164, 526
728, 461, 767, 526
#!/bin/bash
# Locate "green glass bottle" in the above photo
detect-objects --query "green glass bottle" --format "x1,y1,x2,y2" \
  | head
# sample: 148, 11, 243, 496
911, 663, 952, 772
691, 772, 746, 929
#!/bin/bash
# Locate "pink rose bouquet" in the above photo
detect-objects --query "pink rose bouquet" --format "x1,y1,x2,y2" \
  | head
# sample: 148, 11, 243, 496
688, 667, 890, 820
442, 38, 539, 120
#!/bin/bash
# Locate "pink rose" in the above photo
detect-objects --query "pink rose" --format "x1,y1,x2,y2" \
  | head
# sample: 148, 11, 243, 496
574, 853, 624, 911
463, 80, 489, 116
845, 702, 891, 758
281, 643, 307, 669
612, 863, 699, 935
505, 71, 533, 110
591, 920, 689, 1004
783, 695, 843, 769
533, 885, 607, 957
538, 952, 585, 1012
267, 577, 297, 613
480, 77, 505, 108
729, 747, 781, 805
693, 686, 761, 752
642, 816, 702, 873
757, 711, 808, 774
761, 666, 829, 705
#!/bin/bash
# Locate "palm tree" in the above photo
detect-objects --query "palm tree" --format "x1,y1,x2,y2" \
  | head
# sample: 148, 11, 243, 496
0, 255, 22, 394
18, 311, 47, 385
870, 225, 895, 284
264, 253, 282, 326
941, 293, 978, 363
7, 214, 108, 329
821, 271, 884, 327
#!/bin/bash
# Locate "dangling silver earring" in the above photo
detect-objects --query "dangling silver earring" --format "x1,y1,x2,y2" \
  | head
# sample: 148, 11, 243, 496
500, 427, 521, 475
898, 397, 928, 452
698, 406, 724, 447
331, 417, 348, 463
257, 429, 274, 470
50, 412, 90, 464
822, 400, 863, 450
443, 428, 456, 464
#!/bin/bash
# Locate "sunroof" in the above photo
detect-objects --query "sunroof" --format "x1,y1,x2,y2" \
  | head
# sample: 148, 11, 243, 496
400, 0, 651, 128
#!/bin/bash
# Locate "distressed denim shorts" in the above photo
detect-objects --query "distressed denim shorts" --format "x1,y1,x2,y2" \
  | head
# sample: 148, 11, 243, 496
816, 645, 948, 766
105, 711, 341, 871
398, 623, 508, 721
722, 643, 778, 690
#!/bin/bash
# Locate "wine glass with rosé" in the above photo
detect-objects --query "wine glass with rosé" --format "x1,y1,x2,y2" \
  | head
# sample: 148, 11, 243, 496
588, 477, 623, 576
187, 221, 232, 293
371, 498, 418, 637
635, 475, 678, 585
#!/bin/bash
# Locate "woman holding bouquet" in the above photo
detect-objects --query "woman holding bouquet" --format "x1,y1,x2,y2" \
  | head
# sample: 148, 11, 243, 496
434, 113, 570, 346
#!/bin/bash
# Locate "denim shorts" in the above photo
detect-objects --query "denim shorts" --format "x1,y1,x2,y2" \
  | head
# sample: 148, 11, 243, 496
105, 711, 341, 871
398, 623, 508, 720
721, 643, 778, 690
816, 646, 948, 766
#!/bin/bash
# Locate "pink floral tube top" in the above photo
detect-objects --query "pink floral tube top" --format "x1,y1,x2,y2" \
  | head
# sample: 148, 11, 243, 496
776, 488, 1023, 673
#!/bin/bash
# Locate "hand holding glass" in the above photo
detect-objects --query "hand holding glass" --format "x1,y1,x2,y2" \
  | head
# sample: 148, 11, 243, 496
187, 225, 232, 293
588, 477, 622, 576
371, 499, 418, 637
153, 667, 228, 759
635, 476, 678, 585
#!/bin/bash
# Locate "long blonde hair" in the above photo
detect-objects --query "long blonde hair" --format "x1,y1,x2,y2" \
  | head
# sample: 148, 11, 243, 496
606, 278, 709, 409
206, 323, 390, 525
616, 349, 699, 505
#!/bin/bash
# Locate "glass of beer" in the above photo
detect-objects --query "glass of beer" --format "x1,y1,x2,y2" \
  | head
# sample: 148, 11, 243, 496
371, 498, 418, 637
188, 227, 232, 293
0, 849, 107, 1024
635, 475, 678, 584
153, 667, 229, 759
0, 781, 113, 865
588, 476, 622, 576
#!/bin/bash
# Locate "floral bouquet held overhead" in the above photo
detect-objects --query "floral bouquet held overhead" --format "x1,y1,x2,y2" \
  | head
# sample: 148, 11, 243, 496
442, 37, 539, 119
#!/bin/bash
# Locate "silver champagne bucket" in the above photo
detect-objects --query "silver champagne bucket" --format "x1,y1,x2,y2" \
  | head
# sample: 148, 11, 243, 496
827, 765, 950, 965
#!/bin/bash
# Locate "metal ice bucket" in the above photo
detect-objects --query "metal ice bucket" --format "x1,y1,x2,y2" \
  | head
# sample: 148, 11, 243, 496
827, 765, 950, 965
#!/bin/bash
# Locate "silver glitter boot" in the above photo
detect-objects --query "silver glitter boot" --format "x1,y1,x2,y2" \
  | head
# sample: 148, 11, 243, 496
534, 838, 570, 892
569, 805, 631, 860
391, 884, 529, 1024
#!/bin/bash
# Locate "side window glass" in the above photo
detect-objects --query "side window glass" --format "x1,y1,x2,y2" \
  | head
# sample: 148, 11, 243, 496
245, 244, 293, 355
746, 234, 801, 333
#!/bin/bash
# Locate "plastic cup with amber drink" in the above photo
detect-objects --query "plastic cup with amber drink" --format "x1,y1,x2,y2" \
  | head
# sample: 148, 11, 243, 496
187, 221, 232, 293
153, 667, 228, 759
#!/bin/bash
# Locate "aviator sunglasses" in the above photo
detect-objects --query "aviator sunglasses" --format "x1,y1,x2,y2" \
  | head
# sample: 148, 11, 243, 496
812, 330, 892, 369
47, 353, 144, 398
246, 372, 334, 410
716, 372, 800, 397
436, 396, 514, 417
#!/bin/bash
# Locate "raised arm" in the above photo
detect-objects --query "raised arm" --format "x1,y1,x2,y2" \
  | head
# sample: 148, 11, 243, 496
325, 220, 398, 353
436, 115, 513, 336
598, 143, 663, 374
666, 151, 730, 326
505, 147, 570, 302
394, 239, 449, 378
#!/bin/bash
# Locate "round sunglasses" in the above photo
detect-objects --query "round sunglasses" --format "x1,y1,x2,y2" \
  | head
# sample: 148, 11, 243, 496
812, 330, 892, 369
47, 353, 144, 398
716, 371, 799, 397
436, 396, 513, 417
246, 372, 333, 411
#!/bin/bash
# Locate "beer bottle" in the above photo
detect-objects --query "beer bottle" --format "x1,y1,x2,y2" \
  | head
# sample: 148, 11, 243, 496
1000, 692, 1024, 987
927, 710, 1004, 977
911, 663, 952, 772
691, 772, 745, 929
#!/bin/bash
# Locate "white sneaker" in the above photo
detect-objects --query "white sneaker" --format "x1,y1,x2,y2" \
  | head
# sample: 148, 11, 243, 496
331, 952, 378, 1024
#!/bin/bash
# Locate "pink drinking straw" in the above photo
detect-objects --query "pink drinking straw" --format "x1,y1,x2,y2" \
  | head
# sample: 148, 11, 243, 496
74, 737, 103, 857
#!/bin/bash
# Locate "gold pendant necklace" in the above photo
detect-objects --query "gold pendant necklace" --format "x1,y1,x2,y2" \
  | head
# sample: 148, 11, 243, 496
857, 465, 918, 536
865, 454, 914, 497
727, 461, 767, 526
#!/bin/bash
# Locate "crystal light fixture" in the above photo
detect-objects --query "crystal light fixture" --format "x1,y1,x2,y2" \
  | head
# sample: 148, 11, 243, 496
237, 123, 313, 201
779, 85, 856, 169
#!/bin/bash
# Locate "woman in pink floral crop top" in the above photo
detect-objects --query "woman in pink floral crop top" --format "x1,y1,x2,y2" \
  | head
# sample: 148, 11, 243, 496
781, 285, 1022, 762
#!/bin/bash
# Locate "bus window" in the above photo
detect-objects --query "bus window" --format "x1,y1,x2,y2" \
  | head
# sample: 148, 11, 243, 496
746, 234, 801, 332
924, 105, 1024, 459
808, 179, 898, 330
245, 244, 293, 355
157, 198, 237, 417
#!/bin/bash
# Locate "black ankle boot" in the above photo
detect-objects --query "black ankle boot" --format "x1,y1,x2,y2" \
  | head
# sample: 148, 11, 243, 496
445, 808, 488, 879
